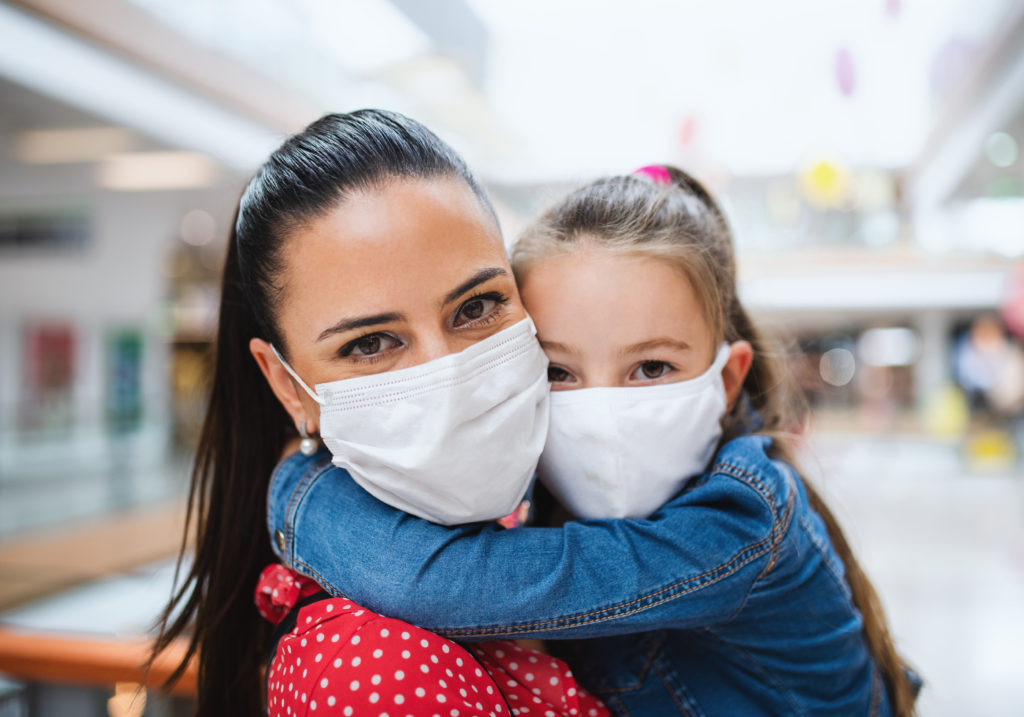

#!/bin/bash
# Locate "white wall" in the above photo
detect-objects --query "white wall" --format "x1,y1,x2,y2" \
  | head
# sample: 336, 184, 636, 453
0, 155, 240, 474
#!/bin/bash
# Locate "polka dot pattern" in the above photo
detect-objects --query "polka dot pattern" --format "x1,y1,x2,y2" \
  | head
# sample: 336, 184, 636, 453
260, 565, 608, 716
471, 642, 608, 717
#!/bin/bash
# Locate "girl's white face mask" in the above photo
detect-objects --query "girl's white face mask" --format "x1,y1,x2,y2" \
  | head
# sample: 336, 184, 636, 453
273, 318, 550, 525
540, 343, 732, 520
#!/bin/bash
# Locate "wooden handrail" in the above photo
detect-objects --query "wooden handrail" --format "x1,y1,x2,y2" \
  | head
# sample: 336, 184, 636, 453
0, 628, 197, 697
0, 502, 188, 612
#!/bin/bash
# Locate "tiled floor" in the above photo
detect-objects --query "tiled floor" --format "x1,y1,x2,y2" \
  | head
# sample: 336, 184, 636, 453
805, 432, 1024, 717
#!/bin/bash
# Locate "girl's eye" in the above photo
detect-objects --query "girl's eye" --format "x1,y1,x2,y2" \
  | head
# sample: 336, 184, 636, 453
453, 293, 507, 328
634, 361, 672, 380
340, 333, 399, 358
547, 365, 572, 383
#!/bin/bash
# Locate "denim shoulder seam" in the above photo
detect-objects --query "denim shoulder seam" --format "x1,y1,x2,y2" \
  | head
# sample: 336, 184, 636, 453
711, 461, 796, 621
798, 510, 851, 599
711, 461, 795, 563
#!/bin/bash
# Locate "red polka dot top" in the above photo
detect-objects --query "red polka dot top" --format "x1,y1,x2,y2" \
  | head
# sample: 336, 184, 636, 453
257, 564, 609, 717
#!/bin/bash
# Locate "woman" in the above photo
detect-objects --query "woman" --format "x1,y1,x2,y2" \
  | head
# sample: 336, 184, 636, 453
151, 109, 562, 715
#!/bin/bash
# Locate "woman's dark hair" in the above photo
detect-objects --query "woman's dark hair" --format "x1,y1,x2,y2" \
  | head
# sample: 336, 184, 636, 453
149, 109, 496, 716
513, 166, 917, 716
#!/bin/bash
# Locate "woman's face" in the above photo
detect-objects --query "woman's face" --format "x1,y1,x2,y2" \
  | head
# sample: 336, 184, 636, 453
251, 177, 527, 431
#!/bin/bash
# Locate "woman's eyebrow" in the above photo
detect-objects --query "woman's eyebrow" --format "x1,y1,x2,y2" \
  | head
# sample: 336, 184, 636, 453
620, 338, 691, 355
441, 267, 508, 306
317, 312, 405, 342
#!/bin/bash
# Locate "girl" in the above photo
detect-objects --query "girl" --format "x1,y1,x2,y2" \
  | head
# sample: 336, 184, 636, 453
150, 110, 607, 716
265, 166, 919, 714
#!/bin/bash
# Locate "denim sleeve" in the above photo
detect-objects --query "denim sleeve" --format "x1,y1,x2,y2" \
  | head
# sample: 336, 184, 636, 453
270, 448, 782, 640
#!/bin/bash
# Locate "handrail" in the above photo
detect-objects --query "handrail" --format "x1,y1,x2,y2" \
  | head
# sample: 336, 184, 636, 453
0, 627, 197, 696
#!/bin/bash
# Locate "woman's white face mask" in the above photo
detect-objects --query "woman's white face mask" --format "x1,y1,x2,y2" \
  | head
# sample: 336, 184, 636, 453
274, 318, 550, 525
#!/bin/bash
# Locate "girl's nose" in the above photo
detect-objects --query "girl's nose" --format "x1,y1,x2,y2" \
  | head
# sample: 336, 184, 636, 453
580, 365, 620, 389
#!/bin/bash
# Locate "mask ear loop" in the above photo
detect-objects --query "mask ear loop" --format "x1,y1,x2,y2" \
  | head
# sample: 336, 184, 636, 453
270, 345, 323, 405
270, 346, 324, 456
713, 342, 732, 372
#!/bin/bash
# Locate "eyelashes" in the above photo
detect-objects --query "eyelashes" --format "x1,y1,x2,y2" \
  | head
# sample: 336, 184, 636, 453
337, 291, 510, 363
453, 291, 509, 328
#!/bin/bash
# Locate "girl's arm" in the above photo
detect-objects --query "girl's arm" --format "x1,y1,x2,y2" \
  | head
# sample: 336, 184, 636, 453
269, 437, 786, 640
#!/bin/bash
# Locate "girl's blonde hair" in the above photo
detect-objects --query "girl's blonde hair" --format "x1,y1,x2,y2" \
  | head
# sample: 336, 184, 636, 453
511, 165, 917, 716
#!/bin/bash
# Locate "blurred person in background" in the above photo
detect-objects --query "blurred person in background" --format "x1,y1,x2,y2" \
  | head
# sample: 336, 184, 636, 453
955, 314, 1024, 418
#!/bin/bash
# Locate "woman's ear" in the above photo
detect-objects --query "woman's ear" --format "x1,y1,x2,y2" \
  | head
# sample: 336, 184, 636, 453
722, 340, 754, 411
249, 338, 317, 432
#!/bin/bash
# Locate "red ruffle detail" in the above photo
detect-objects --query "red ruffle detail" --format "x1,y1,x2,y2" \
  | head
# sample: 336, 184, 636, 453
254, 563, 320, 625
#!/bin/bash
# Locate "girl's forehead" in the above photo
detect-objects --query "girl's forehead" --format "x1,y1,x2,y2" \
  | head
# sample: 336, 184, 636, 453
520, 248, 713, 349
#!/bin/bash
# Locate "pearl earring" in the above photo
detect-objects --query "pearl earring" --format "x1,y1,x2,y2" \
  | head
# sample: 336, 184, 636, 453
299, 420, 318, 456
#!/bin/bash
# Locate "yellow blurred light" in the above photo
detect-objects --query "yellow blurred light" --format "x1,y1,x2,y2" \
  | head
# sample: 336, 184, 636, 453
97, 152, 217, 191
965, 428, 1017, 471
922, 384, 969, 439
800, 159, 850, 209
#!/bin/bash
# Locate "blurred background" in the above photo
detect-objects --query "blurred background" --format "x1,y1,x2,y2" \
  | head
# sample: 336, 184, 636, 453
0, 0, 1021, 714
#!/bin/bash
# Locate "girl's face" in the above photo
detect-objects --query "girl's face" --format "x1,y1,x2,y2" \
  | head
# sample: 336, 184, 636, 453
519, 248, 714, 390
250, 177, 527, 432
518, 246, 751, 402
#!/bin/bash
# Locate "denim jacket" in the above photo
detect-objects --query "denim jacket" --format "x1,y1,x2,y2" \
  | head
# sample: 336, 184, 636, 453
268, 435, 892, 716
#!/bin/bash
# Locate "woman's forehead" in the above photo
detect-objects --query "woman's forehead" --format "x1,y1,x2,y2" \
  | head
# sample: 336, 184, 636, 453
277, 178, 508, 329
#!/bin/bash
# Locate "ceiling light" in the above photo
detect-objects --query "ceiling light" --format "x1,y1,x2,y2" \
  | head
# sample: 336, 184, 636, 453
97, 152, 217, 191
15, 127, 137, 164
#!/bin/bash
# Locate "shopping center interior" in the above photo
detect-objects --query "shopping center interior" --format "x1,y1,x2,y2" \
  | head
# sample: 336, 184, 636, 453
0, 1, 1022, 715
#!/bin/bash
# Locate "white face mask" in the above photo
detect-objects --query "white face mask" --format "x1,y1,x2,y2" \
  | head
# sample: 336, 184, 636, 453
539, 343, 732, 520
273, 318, 550, 525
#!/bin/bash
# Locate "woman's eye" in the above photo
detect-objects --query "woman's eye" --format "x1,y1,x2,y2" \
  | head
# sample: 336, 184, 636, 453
453, 293, 506, 327
635, 361, 672, 380
342, 333, 399, 358
547, 365, 572, 383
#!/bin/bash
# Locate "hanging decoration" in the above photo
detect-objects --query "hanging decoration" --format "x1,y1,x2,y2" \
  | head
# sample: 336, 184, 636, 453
836, 47, 856, 97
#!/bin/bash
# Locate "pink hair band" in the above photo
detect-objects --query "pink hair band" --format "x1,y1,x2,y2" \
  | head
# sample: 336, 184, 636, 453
633, 165, 672, 185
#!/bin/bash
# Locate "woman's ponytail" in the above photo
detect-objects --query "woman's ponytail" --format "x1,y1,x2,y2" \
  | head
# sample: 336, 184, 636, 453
150, 221, 291, 716
150, 109, 494, 715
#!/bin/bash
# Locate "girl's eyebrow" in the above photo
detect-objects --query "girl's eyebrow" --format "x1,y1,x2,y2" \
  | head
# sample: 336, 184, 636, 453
539, 339, 578, 355
620, 338, 691, 355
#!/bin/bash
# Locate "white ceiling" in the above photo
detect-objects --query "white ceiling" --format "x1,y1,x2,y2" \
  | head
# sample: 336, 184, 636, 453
6, 0, 1022, 189
119, 0, 1021, 182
